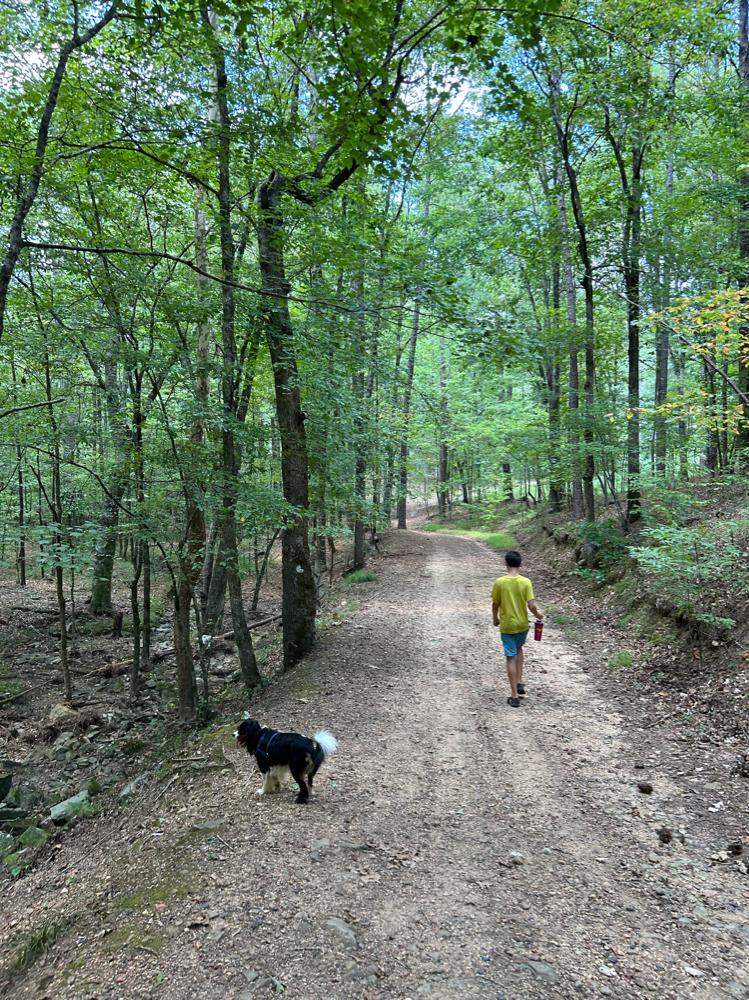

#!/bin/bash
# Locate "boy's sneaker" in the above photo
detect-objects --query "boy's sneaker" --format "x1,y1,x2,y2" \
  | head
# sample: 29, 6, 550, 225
517, 683, 526, 696
507, 696, 521, 708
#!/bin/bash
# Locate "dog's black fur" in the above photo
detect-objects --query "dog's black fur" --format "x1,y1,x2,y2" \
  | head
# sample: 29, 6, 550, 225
235, 718, 335, 804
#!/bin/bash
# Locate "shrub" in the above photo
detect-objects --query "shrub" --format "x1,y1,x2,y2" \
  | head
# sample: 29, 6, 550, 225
631, 520, 749, 635
576, 519, 629, 572
345, 569, 378, 584
608, 651, 633, 669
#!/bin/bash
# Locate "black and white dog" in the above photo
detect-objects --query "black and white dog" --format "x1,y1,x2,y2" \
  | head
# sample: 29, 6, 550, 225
235, 718, 337, 804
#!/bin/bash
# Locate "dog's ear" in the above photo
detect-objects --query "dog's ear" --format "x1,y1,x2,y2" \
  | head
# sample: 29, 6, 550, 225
236, 718, 260, 749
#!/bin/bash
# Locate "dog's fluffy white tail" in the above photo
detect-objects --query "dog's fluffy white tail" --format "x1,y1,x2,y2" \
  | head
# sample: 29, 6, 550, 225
314, 730, 338, 758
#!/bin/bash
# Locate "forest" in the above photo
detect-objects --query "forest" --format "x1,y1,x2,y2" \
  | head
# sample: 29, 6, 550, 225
2, 2, 749, 995
0, 0, 747, 723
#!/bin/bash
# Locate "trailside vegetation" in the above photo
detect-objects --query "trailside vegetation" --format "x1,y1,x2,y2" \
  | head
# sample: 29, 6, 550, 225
0, 0, 748, 725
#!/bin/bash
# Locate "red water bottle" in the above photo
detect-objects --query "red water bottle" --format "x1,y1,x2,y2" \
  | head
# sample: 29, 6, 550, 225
534, 619, 544, 641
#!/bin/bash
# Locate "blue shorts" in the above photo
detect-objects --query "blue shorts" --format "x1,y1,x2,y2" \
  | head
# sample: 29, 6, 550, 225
501, 630, 528, 658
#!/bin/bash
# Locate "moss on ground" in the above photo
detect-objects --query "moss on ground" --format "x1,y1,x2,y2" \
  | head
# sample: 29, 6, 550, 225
101, 926, 164, 955
112, 879, 189, 911
199, 722, 237, 746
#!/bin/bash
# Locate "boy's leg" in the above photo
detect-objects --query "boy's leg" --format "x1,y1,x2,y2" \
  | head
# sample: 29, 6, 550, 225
516, 645, 524, 687
506, 655, 519, 698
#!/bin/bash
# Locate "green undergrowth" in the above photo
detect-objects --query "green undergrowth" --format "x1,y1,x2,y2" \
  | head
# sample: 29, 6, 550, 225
0, 660, 19, 697
545, 477, 749, 664
419, 500, 538, 551
345, 568, 378, 583
608, 650, 634, 670
12, 917, 70, 973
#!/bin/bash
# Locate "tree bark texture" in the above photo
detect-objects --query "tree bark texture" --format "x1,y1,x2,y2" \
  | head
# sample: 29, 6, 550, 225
257, 172, 316, 668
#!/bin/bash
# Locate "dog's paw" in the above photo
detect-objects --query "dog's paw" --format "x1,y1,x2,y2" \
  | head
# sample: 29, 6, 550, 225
255, 788, 265, 797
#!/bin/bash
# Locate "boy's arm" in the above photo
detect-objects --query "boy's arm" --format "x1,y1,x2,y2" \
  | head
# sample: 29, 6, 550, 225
492, 601, 500, 627
527, 598, 544, 620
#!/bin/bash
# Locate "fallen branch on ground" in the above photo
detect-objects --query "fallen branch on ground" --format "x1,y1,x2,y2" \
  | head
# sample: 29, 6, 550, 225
150, 613, 282, 662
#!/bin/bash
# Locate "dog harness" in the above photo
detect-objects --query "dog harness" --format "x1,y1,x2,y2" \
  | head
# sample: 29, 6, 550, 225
254, 729, 279, 768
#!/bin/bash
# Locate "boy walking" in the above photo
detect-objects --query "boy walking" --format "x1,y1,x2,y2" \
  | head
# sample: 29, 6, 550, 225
491, 550, 544, 707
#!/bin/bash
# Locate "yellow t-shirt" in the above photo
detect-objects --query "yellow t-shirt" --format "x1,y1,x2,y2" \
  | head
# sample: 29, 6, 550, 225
491, 574, 534, 634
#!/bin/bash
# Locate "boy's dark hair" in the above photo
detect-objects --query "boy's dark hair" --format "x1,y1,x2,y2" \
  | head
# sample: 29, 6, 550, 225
505, 550, 522, 568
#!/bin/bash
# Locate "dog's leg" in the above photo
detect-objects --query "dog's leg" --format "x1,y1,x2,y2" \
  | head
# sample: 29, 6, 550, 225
290, 763, 310, 804
256, 770, 273, 797
306, 752, 316, 790
270, 765, 288, 792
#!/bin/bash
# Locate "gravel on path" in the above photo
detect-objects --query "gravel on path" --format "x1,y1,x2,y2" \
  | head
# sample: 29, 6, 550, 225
2, 530, 748, 999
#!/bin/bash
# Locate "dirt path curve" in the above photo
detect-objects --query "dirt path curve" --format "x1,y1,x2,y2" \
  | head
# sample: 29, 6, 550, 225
3, 530, 749, 999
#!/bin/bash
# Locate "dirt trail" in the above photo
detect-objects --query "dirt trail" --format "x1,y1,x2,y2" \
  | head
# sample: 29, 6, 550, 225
2, 530, 749, 999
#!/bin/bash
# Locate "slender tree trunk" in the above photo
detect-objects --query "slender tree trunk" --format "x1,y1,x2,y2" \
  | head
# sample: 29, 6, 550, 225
257, 172, 316, 668
502, 463, 514, 501
737, 0, 749, 457
174, 578, 196, 719
720, 376, 730, 469
654, 63, 676, 475
207, 14, 259, 686
581, 265, 596, 521
672, 346, 690, 478
382, 308, 404, 522
141, 540, 151, 667
557, 165, 584, 518
438, 339, 450, 517
624, 144, 644, 526
396, 302, 420, 529
129, 374, 146, 699
551, 74, 597, 521
252, 528, 280, 611
548, 261, 564, 511
17, 445, 26, 586
704, 359, 719, 472
41, 340, 72, 702
352, 265, 368, 570
129, 544, 142, 702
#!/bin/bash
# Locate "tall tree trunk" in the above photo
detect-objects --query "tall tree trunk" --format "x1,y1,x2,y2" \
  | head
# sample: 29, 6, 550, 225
437, 339, 449, 517
551, 70, 597, 521
654, 63, 676, 475
352, 266, 368, 570
738, 0, 749, 457
17, 444, 26, 587
41, 339, 72, 702
207, 13, 259, 687
396, 302, 420, 529
382, 308, 404, 522
622, 143, 644, 526
672, 346, 690, 478
257, 172, 316, 668
89, 477, 128, 613
547, 260, 564, 511
557, 158, 584, 518
502, 463, 514, 501
704, 359, 719, 472
11, 359, 27, 586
